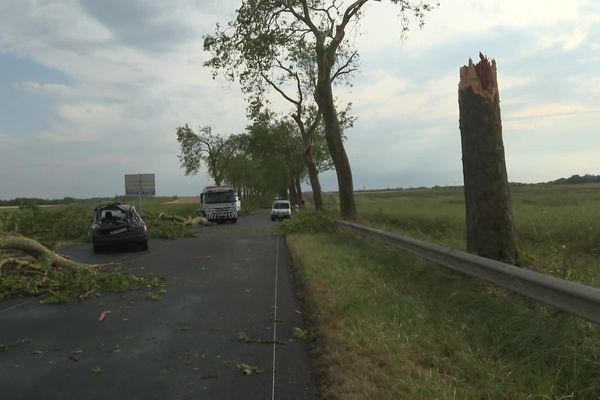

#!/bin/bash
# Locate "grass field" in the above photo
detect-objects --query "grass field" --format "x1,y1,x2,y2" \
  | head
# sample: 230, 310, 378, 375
286, 184, 600, 399
0, 197, 201, 247
352, 184, 600, 287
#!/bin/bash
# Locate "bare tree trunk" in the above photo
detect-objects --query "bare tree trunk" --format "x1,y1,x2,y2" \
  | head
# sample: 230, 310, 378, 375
288, 178, 298, 206
314, 60, 356, 219
305, 154, 323, 210
294, 175, 303, 205
458, 54, 519, 264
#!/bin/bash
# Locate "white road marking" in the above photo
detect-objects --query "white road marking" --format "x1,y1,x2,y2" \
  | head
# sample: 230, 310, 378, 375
0, 297, 41, 314
271, 236, 280, 400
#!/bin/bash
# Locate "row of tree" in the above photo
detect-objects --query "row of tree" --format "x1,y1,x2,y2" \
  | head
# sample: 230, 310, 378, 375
549, 174, 600, 185
176, 107, 351, 207
175, 0, 436, 219
175, 3, 528, 265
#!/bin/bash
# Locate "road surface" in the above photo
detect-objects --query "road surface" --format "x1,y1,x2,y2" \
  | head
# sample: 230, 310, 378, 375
0, 212, 316, 399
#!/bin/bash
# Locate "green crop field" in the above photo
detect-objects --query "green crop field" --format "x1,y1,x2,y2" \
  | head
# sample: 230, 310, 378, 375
287, 184, 600, 399
0, 197, 201, 247
348, 183, 600, 287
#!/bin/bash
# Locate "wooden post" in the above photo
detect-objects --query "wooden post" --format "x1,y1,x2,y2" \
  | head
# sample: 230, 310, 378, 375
458, 53, 519, 264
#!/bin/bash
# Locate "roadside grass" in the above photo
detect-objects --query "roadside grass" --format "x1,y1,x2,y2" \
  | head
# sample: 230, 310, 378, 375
288, 231, 600, 399
353, 184, 600, 287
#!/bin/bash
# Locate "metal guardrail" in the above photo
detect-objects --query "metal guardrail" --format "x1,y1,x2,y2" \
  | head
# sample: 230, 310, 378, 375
337, 220, 600, 325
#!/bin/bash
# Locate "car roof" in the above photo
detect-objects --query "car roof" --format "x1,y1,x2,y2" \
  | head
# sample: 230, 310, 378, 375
94, 203, 133, 212
203, 186, 234, 192
273, 200, 290, 204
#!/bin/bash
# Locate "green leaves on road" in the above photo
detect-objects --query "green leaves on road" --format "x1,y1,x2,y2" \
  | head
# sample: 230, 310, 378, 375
236, 363, 264, 375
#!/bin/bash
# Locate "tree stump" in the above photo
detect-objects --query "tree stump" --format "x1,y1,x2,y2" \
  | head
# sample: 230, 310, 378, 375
458, 53, 519, 264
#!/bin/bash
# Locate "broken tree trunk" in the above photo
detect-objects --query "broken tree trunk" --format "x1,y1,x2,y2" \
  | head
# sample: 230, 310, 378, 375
458, 53, 519, 264
0, 233, 91, 270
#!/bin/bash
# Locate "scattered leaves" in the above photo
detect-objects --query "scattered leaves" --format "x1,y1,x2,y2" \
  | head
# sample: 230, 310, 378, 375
292, 327, 309, 341
0, 255, 162, 304
237, 331, 285, 345
238, 331, 250, 342
236, 363, 264, 375
146, 288, 167, 301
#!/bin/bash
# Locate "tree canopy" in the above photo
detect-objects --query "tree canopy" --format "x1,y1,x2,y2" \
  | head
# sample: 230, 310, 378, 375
204, 0, 437, 218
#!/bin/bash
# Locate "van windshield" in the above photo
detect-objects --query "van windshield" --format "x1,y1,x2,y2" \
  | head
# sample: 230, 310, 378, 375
204, 191, 236, 204
273, 202, 290, 209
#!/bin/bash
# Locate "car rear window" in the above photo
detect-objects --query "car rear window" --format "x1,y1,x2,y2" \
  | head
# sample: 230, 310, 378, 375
98, 208, 127, 221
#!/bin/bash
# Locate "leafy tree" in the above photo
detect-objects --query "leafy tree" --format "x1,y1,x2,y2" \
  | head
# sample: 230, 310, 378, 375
204, 0, 436, 219
175, 124, 232, 185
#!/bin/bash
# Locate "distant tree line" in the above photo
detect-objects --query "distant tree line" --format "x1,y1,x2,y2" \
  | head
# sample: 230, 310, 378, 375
176, 109, 338, 207
0, 197, 79, 207
548, 174, 600, 185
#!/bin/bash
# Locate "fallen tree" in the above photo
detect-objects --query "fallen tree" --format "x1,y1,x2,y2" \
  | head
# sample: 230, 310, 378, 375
0, 232, 161, 303
156, 212, 213, 226
0, 232, 91, 271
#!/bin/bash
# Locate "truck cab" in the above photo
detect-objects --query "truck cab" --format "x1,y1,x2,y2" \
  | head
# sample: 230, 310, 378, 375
200, 186, 239, 223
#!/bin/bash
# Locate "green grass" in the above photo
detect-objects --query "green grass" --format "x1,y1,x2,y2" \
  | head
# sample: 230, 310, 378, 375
288, 231, 600, 399
291, 184, 600, 398
351, 184, 600, 287
0, 198, 200, 246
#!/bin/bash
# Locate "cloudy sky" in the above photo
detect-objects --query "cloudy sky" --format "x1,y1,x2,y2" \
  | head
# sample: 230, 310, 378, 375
1, 0, 599, 199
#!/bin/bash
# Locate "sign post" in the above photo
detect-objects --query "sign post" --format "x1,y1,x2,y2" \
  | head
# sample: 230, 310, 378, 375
124, 173, 155, 214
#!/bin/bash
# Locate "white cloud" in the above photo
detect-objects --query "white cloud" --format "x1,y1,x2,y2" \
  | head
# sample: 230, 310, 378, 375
538, 28, 589, 51
14, 81, 76, 98
498, 76, 532, 93
506, 103, 599, 120
38, 103, 125, 143
357, 0, 587, 53
350, 73, 456, 122
0, 133, 20, 150
1, 0, 600, 197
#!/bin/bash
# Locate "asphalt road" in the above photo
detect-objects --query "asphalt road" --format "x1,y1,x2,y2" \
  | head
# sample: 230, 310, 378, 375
0, 212, 316, 400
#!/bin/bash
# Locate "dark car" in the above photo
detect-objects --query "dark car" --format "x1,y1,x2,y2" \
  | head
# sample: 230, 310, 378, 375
90, 203, 148, 253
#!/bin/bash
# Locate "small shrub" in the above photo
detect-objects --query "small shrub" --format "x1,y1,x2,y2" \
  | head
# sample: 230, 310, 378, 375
276, 211, 335, 234
147, 220, 195, 240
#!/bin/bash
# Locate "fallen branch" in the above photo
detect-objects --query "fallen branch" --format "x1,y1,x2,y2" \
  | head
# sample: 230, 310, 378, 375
156, 213, 212, 226
238, 331, 285, 345
0, 232, 92, 270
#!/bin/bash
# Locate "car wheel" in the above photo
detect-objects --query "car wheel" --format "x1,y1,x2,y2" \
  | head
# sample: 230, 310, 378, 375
93, 244, 101, 254
231, 218, 237, 224
141, 240, 149, 251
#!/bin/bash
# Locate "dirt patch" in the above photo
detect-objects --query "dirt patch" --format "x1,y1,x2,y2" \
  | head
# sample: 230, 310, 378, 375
161, 197, 200, 205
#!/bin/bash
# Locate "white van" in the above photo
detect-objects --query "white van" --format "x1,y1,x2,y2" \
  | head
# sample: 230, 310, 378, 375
270, 200, 291, 221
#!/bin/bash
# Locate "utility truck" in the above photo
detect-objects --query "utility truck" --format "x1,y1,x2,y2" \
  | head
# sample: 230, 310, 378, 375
199, 186, 239, 223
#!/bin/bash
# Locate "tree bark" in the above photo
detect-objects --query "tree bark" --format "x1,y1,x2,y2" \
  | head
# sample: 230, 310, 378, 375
458, 54, 519, 264
294, 175, 303, 205
314, 44, 356, 220
288, 178, 298, 206
0, 233, 92, 270
304, 151, 324, 210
